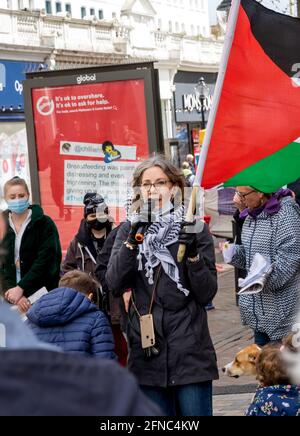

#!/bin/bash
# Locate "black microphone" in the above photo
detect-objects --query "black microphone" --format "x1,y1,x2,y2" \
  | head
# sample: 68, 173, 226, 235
134, 199, 155, 243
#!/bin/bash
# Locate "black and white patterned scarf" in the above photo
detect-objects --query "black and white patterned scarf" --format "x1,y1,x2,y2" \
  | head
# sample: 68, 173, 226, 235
135, 204, 189, 296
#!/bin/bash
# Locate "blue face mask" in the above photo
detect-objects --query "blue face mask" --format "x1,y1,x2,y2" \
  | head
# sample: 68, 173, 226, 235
7, 198, 30, 215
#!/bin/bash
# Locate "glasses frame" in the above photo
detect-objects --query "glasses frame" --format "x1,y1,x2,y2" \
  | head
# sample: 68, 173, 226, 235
141, 180, 171, 192
235, 189, 257, 200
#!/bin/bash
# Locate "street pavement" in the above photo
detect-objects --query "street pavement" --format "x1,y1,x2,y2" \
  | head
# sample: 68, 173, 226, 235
213, 393, 254, 417
208, 262, 257, 416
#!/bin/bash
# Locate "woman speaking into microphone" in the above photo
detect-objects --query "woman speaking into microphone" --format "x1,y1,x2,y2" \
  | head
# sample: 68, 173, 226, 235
106, 156, 218, 416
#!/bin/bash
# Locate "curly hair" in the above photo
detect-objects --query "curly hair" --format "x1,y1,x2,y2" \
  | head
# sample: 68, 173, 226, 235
256, 344, 290, 387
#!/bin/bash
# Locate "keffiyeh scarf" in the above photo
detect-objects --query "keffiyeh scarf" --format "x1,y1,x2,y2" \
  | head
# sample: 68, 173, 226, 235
134, 205, 190, 296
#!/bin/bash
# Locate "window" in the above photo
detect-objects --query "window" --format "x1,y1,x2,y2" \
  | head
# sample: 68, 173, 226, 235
81, 6, 86, 18
65, 3, 71, 15
168, 20, 172, 33
175, 22, 179, 33
7, 0, 12, 8
98, 9, 103, 19
45, 0, 52, 14
29, 0, 34, 9
181, 23, 185, 32
55, 2, 61, 13
90, 8, 95, 16
157, 18, 162, 30
18, 0, 23, 9
191, 24, 195, 36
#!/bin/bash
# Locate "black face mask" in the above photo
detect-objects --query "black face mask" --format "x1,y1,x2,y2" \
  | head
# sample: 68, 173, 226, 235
86, 219, 109, 231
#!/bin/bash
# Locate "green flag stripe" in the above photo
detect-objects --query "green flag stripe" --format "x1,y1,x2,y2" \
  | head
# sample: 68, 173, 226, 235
224, 141, 300, 193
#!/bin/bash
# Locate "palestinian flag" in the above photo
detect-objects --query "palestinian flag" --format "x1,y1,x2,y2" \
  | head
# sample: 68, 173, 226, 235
202, 0, 300, 193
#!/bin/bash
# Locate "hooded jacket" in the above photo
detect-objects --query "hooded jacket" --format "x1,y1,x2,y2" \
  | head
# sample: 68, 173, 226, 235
62, 219, 110, 278
0, 205, 62, 297
26, 287, 115, 359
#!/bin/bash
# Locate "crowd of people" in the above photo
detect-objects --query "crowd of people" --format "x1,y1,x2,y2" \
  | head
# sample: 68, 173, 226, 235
0, 153, 299, 416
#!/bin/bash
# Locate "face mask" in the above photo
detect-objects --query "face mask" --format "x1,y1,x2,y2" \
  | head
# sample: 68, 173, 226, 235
86, 219, 108, 231
7, 198, 30, 215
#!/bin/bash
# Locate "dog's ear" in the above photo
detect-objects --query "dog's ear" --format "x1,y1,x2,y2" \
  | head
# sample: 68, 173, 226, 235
249, 353, 258, 363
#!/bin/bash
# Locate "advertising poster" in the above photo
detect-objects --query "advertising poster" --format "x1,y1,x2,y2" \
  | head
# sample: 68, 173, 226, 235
30, 78, 151, 251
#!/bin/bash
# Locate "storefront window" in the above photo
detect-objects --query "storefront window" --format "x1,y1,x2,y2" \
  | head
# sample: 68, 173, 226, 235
173, 71, 217, 160
175, 124, 189, 166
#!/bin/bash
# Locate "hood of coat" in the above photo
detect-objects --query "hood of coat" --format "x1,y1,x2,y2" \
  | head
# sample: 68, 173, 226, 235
76, 219, 113, 244
75, 219, 93, 246
27, 287, 97, 327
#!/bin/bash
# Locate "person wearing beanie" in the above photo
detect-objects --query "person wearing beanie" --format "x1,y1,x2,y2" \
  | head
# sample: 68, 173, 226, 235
62, 193, 113, 302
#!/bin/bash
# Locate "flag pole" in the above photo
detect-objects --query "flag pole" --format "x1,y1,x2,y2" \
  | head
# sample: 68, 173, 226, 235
178, 0, 242, 262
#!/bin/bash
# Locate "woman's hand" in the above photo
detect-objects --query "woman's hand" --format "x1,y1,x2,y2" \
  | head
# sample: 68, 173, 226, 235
233, 192, 247, 212
4, 286, 24, 305
17, 297, 31, 314
123, 290, 132, 313
178, 222, 198, 258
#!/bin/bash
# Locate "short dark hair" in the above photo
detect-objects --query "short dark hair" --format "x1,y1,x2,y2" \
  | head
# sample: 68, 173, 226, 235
102, 141, 114, 153
62, 143, 71, 152
59, 271, 99, 303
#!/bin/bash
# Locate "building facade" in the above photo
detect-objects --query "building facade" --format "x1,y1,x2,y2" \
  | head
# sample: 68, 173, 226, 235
0, 0, 223, 187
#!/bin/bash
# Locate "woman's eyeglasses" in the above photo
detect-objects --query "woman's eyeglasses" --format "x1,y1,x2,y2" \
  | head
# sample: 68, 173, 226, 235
141, 180, 170, 192
235, 190, 256, 200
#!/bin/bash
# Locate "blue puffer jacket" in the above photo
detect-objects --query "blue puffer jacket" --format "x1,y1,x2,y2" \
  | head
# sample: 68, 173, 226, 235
26, 287, 115, 359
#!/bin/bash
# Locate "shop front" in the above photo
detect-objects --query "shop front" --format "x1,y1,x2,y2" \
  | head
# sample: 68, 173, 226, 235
0, 60, 39, 206
173, 71, 217, 166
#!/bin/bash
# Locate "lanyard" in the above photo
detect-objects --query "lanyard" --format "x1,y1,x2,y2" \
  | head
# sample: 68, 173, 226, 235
131, 265, 162, 317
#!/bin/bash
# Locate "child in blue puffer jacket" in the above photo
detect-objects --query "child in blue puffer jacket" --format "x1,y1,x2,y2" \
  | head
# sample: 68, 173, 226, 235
26, 270, 115, 359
